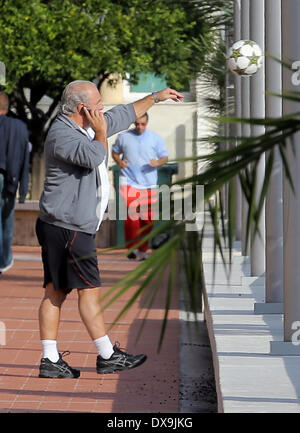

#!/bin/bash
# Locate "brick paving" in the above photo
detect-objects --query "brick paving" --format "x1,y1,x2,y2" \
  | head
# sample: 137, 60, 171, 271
0, 246, 179, 413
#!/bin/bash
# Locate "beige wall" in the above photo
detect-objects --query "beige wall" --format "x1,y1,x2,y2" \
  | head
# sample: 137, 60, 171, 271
100, 73, 124, 104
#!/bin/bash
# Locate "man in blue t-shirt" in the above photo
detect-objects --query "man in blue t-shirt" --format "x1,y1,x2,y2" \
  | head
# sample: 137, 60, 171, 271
112, 113, 168, 260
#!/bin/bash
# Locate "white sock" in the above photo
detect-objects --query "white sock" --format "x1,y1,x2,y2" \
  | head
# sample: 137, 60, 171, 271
41, 340, 59, 363
93, 335, 114, 359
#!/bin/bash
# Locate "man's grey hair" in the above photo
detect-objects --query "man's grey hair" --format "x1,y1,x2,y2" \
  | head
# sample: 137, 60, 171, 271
59, 80, 97, 115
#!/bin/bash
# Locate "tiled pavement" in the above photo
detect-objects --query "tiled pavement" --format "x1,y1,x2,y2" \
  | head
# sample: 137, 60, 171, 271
0, 246, 179, 413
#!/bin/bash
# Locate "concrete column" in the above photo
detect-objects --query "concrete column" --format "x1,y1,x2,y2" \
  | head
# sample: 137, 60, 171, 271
240, 0, 250, 256
249, 0, 266, 276
255, 0, 283, 314
234, 0, 242, 242
271, 0, 300, 355
281, 1, 300, 341
222, 30, 231, 220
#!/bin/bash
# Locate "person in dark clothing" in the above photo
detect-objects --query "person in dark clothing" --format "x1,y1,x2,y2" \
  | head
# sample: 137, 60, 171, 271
0, 92, 30, 272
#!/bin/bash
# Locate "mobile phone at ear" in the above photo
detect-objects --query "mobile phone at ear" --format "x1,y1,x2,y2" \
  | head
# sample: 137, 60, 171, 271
81, 107, 91, 115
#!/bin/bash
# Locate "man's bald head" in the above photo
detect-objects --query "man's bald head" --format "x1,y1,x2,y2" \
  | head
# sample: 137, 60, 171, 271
60, 80, 98, 115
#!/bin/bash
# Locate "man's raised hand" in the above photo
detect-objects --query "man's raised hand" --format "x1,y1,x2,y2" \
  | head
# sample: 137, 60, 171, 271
156, 88, 184, 103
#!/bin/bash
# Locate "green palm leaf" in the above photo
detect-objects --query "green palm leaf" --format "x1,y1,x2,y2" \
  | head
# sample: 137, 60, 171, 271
97, 7, 300, 351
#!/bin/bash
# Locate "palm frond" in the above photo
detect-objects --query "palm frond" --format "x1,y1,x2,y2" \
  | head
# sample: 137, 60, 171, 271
97, 6, 300, 351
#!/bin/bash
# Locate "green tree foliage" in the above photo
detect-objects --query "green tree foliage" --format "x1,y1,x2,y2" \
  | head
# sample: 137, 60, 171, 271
0, 0, 232, 151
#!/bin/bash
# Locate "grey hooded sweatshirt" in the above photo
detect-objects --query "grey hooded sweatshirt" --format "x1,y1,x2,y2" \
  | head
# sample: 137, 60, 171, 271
39, 103, 136, 234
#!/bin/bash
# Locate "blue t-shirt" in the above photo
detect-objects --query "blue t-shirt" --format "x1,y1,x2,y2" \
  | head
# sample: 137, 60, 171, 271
112, 129, 168, 188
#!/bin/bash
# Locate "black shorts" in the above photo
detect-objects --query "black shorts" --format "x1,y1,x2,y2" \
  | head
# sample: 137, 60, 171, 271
36, 218, 101, 293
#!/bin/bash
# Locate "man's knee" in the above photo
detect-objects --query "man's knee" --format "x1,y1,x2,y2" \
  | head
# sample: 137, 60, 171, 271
77, 287, 101, 303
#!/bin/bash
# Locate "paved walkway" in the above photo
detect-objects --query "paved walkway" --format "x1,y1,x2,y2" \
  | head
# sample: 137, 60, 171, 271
0, 246, 180, 413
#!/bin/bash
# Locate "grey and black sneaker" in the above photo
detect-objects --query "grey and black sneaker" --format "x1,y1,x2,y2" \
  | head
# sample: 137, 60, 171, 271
96, 342, 147, 374
127, 249, 139, 259
39, 351, 80, 378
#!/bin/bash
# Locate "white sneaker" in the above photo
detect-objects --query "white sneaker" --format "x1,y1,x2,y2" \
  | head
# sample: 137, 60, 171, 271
0, 259, 14, 274
138, 251, 148, 261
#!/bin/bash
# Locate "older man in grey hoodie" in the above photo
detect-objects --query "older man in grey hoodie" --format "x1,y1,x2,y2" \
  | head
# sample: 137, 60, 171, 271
36, 80, 183, 378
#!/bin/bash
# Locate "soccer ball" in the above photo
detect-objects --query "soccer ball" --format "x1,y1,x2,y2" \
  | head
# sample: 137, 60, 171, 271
227, 40, 263, 76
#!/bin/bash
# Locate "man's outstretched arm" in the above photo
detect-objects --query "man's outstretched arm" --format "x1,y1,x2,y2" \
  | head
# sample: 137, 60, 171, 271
133, 88, 184, 119
104, 88, 183, 138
